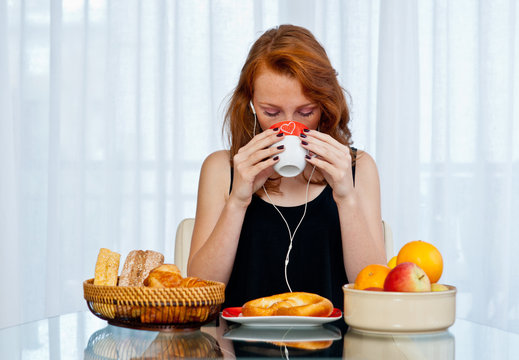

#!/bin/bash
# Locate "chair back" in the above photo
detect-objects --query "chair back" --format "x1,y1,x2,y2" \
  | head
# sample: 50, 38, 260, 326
174, 218, 394, 276
174, 218, 195, 277
382, 220, 393, 261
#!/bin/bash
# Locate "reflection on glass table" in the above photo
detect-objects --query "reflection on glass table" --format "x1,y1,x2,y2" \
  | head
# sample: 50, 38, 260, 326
84, 325, 223, 359
343, 328, 454, 360
1, 311, 519, 359
225, 323, 343, 357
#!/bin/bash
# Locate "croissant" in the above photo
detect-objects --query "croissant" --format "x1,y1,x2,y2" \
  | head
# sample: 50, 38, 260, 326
180, 276, 209, 287
143, 264, 182, 288
144, 264, 209, 288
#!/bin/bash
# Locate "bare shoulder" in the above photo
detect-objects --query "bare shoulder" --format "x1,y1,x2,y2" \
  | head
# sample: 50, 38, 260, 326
356, 150, 378, 175
202, 150, 231, 173
354, 150, 380, 189
199, 150, 232, 199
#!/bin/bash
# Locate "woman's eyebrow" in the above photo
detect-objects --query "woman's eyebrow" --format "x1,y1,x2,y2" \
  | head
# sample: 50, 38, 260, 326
258, 102, 316, 108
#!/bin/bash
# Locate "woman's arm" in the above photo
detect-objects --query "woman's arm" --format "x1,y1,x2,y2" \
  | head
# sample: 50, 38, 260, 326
335, 151, 386, 281
187, 129, 285, 284
186, 150, 246, 283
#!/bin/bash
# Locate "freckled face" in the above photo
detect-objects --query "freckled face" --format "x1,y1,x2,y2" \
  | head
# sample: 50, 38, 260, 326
252, 68, 321, 131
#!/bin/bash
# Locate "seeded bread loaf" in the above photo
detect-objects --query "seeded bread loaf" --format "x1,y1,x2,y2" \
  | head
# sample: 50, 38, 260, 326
118, 250, 164, 287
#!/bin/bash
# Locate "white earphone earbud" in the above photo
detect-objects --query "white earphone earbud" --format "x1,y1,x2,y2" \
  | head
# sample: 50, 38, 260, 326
250, 100, 257, 136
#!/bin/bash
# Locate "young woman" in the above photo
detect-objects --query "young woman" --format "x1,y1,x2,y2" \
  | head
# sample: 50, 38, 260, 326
187, 24, 386, 310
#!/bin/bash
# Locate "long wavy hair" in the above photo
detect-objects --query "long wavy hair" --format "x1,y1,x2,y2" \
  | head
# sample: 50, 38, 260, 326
224, 25, 354, 189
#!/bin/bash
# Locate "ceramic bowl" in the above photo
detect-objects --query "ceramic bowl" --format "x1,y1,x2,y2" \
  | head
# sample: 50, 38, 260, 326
342, 283, 456, 334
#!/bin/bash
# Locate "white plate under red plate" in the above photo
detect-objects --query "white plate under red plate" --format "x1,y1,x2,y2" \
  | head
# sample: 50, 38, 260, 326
224, 324, 342, 342
221, 307, 343, 327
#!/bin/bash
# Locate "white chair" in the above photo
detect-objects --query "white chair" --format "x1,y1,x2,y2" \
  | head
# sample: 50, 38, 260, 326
174, 218, 195, 277
382, 220, 393, 261
174, 218, 394, 276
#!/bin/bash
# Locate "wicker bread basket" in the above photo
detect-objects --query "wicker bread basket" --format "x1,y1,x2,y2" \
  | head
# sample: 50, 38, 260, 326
83, 278, 225, 330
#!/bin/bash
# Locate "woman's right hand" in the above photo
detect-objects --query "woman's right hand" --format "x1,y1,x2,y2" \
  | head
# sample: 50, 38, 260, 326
229, 128, 285, 207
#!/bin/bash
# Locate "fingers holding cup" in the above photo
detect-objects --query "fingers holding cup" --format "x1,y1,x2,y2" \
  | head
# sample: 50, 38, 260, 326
268, 121, 309, 177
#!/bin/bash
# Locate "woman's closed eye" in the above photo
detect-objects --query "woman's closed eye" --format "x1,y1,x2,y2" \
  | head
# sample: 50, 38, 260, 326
263, 110, 315, 118
298, 110, 314, 117
263, 111, 280, 117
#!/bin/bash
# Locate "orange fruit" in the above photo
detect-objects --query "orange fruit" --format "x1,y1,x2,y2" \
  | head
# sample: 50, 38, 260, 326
396, 240, 443, 283
387, 256, 397, 269
354, 264, 391, 290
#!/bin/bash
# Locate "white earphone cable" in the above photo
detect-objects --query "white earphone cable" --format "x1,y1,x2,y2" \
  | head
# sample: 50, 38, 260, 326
251, 100, 315, 292
262, 165, 315, 292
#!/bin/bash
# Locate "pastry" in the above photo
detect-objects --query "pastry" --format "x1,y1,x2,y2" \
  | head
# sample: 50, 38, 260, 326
143, 264, 183, 288
242, 292, 333, 317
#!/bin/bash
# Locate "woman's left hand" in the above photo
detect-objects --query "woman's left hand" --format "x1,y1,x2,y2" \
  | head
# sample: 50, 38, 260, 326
300, 130, 354, 201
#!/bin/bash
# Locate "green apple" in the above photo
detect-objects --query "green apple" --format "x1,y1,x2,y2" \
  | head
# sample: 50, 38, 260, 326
431, 283, 449, 292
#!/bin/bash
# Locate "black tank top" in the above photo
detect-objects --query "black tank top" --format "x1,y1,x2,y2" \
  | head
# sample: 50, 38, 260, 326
223, 149, 356, 311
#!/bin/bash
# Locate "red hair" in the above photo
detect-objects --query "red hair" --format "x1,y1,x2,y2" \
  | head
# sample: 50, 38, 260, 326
224, 25, 353, 186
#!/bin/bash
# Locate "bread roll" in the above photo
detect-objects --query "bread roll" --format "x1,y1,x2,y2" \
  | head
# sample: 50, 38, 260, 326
118, 250, 164, 286
93, 248, 120, 286
242, 292, 333, 317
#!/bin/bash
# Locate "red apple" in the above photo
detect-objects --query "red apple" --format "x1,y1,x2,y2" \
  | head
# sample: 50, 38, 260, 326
383, 262, 431, 292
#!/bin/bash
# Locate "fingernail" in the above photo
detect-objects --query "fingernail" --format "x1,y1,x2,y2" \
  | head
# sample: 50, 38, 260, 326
305, 154, 312, 159
300, 133, 307, 138
276, 133, 284, 137
303, 128, 310, 132
273, 156, 279, 160
301, 140, 308, 145
272, 127, 279, 131
277, 145, 284, 149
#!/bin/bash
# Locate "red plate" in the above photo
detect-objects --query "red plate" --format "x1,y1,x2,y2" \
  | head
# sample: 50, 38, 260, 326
222, 307, 342, 318
221, 307, 343, 327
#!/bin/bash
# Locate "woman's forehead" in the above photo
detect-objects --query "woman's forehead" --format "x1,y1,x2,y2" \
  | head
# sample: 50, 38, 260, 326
253, 68, 312, 105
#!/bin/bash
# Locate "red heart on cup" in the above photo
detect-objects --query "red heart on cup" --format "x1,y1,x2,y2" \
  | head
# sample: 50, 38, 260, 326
280, 122, 296, 135
270, 121, 308, 135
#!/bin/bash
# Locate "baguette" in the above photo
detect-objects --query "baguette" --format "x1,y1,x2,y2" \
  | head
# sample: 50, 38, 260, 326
93, 248, 121, 286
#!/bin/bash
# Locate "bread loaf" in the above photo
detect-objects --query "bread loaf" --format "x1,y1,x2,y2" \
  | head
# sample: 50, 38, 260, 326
118, 250, 164, 286
93, 248, 120, 286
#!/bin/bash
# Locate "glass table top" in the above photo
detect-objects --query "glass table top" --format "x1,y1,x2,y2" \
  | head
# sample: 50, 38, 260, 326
0, 311, 518, 359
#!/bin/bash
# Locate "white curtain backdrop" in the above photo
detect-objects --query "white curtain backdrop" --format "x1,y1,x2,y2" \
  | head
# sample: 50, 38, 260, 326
1, 0, 517, 336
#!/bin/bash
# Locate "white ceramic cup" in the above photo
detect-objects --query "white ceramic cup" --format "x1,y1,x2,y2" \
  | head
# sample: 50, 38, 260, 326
270, 121, 308, 177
